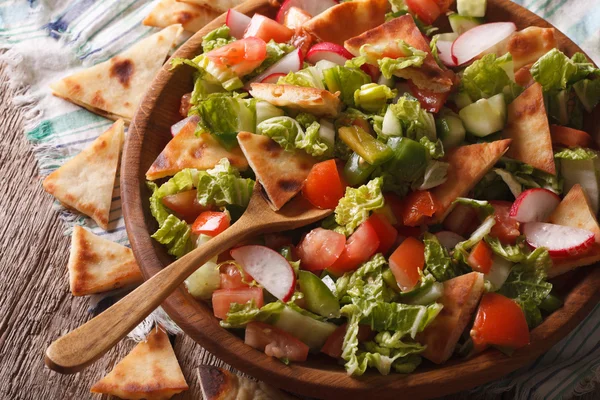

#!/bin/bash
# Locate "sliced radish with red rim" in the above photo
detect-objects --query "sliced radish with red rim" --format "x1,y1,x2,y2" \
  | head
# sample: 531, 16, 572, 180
306, 42, 353, 65
261, 72, 286, 84
436, 40, 457, 67
276, 0, 339, 23
451, 22, 516, 66
523, 222, 595, 257
510, 188, 561, 223
246, 48, 303, 87
226, 9, 252, 39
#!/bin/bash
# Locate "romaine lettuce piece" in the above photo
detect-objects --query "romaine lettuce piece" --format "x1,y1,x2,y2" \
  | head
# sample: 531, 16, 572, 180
461, 53, 523, 103
322, 65, 371, 107
531, 49, 599, 92
151, 214, 193, 258
347, 41, 427, 80
220, 301, 285, 328
353, 83, 397, 112
386, 95, 437, 141
554, 147, 597, 161
334, 177, 385, 236
278, 68, 324, 89
423, 233, 466, 281
256, 116, 332, 157
196, 159, 255, 207
573, 79, 600, 112
246, 41, 295, 80
201, 25, 234, 53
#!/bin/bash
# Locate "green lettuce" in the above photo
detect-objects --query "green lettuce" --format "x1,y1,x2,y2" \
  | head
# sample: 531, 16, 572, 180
417, 160, 449, 190
387, 96, 437, 141
484, 236, 528, 263
423, 233, 466, 282
334, 177, 385, 236
554, 147, 597, 161
461, 53, 523, 103
151, 214, 193, 258
452, 216, 496, 265
352, 339, 424, 375
347, 41, 427, 79
247, 41, 295, 79
354, 83, 397, 112
196, 159, 255, 207
189, 71, 226, 105
419, 137, 445, 159
278, 68, 324, 89
202, 25, 235, 53
531, 49, 599, 92
573, 78, 600, 112
220, 301, 285, 328
323, 65, 371, 106
501, 158, 563, 194
256, 116, 332, 157
452, 197, 495, 218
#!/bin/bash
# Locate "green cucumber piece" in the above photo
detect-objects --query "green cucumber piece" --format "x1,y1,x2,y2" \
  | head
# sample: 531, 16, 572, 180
273, 306, 338, 349
560, 156, 600, 214
382, 106, 402, 136
255, 101, 284, 126
298, 271, 340, 318
456, 0, 487, 18
436, 113, 466, 149
448, 13, 484, 34
452, 91, 473, 110
458, 93, 506, 137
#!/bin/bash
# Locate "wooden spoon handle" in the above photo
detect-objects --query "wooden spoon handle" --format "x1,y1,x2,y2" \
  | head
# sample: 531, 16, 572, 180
45, 221, 260, 374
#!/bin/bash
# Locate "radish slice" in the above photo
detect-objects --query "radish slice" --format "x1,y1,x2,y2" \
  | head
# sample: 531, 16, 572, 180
451, 22, 517, 66
523, 222, 595, 257
276, 0, 338, 23
171, 115, 199, 137
435, 231, 465, 250
306, 42, 353, 65
246, 48, 303, 88
226, 9, 252, 39
510, 188, 561, 223
261, 72, 286, 83
436, 40, 457, 67
231, 245, 297, 301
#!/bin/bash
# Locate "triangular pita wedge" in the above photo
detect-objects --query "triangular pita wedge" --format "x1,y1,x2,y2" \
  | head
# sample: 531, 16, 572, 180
67, 226, 143, 296
550, 244, 600, 278
249, 83, 342, 117
50, 25, 183, 123
179, 0, 245, 14
432, 139, 512, 222
42, 119, 124, 230
345, 15, 454, 93
417, 272, 484, 364
143, 0, 219, 32
482, 27, 557, 71
503, 82, 556, 174
304, 0, 390, 46
146, 117, 248, 180
237, 132, 316, 210
197, 365, 297, 400
91, 327, 188, 399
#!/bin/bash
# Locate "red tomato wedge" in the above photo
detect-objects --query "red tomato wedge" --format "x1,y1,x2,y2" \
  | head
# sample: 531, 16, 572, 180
244, 14, 294, 43
489, 201, 521, 245
245, 321, 309, 361
402, 190, 438, 227
321, 323, 373, 359
389, 237, 425, 291
191, 211, 230, 236
212, 287, 263, 320
550, 125, 593, 148
405, 0, 441, 25
471, 293, 530, 349
205, 37, 267, 77
297, 228, 346, 271
408, 81, 450, 113
327, 220, 380, 276
219, 263, 250, 290
302, 160, 346, 209
467, 241, 494, 274
367, 213, 399, 255
161, 189, 211, 223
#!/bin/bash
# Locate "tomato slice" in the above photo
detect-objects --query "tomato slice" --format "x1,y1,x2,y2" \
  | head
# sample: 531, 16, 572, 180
245, 321, 309, 361
389, 237, 425, 291
468, 241, 494, 274
302, 160, 346, 209
321, 323, 374, 359
471, 293, 530, 349
297, 228, 346, 271
244, 14, 294, 43
219, 263, 250, 290
405, 0, 441, 25
408, 81, 450, 113
212, 287, 263, 320
191, 211, 230, 236
327, 220, 380, 276
402, 190, 438, 227
367, 213, 398, 255
489, 201, 521, 245
550, 125, 593, 148
205, 37, 267, 77
161, 189, 211, 223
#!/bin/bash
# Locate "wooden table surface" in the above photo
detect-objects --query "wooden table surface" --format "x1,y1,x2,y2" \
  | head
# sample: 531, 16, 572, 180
0, 60, 597, 400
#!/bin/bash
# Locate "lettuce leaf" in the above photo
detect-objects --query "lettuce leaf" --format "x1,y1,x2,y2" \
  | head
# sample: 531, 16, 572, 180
219, 301, 285, 328
417, 160, 449, 190
573, 78, 600, 113
419, 137, 445, 159
452, 216, 496, 265
347, 41, 427, 80
151, 214, 193, 258
531, 49, 599, 92
323, 65, 371, 107
423, 233, 466, 281
554, 147, 598, 161
256, 116, 332, 157
202, 25, 235, 53
278, 68, 324, 89
334, 177, 385, 236
190, 71, 226, 105
354, 83, 397, 112
461, 53, 523, 103
484, 236, 528, 263
246, 41, 295, 79
501, 158, 563, 194
196, 159, 255, 207
452, 197, 495, 218
387, 96, 437, 141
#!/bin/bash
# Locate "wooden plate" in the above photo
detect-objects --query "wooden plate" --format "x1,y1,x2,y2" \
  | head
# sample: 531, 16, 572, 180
121, 1, 600, 398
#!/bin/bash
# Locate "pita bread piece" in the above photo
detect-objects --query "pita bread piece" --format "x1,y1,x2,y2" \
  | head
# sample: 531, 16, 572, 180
503, 82, 556, 175
514, 63, 535, 89
432, 139, 512, 222
237, 132, 316, 210
50, 24, 183, 123
91, 327, 188, 400
43, 119, 124, 230
179, 0, 245, 14
197, 365, 297, 400
483, 27, 557, 71
249, 83, 342, 117
345, 15, 454, 93
304, 0, 390, 46
144, 0, 219, 32
146, 116, 248, 180
417, 272, 485, 364
550, 244, 600, 278
67, 226, 143, 296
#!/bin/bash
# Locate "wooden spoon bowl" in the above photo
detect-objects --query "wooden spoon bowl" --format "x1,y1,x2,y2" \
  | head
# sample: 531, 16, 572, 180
121, 0, 600, 398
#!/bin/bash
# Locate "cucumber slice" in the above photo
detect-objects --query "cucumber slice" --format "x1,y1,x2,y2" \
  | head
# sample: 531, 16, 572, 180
459, 93, 506, 137
448, 13, 484, 34
185, 235, 220, 300
436, 113, 466, 149
452, 91, 473, 109
382, 106, 402, 136
273, 306, 338, 349
298, 271, 340, 318
484, 255, 512, 291
318, 118, 335, 147
457, 0, 487, 18
560, 156, 600, 214
255, 101, 284, 126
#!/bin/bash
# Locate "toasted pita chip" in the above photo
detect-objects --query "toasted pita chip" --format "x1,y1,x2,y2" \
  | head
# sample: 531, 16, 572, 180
146, 117, 248, 180
550, 244, 600, 278
344, 15, 454, 93
67, 226, 143, 296
91, 327, 188, 399
549, 184, 600, 243
144, 0, 219, 32
249, 83, 341, 117
514, 63, 534, 89
483, 27, 557, 71
197, 366, 297, 400
417, 272, 484, 364
179, 0, 245, 13
237, 132, 316, 210
303, 0, 389, 46
432, 139, 512, 222
502, 83, 555, 175
50, 25, 183, 123
42, 120, 124, 230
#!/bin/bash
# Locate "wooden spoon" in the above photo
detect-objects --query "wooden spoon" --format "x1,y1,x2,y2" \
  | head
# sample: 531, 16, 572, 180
45, 184, 331, 374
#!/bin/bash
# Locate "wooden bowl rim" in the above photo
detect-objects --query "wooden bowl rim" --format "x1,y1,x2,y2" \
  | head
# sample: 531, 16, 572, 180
121, 1, 600, 398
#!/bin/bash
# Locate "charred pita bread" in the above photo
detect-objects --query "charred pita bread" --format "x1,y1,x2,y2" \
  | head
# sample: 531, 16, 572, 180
432, 139, 512, 222
237, 132, 316, 210
67, 226, 143, 296
50, 24, 183, 123
197, 365, 297, 400
179, 0, 245, 14
91, 326, 188, 399
345, 15, 454, 93
304, 0, 389, 46
144, 0, 219, 32
482, 27, 557, 71
42, 119, 124, 230
249, 83, 341, 117
550, 244, 600, 278
503, 83, 556, 175
417, 272, 484, 364
146, 116, 248, 180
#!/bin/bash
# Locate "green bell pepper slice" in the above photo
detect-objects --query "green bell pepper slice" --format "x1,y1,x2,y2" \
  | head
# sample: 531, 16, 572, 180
338, 125, 393, 166
343, 152, 378, 186
386, 137, 427, 182
297, 270, 340, 318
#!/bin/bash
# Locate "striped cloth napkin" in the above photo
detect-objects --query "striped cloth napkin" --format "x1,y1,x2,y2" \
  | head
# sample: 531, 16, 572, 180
1, 0, 599, 398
